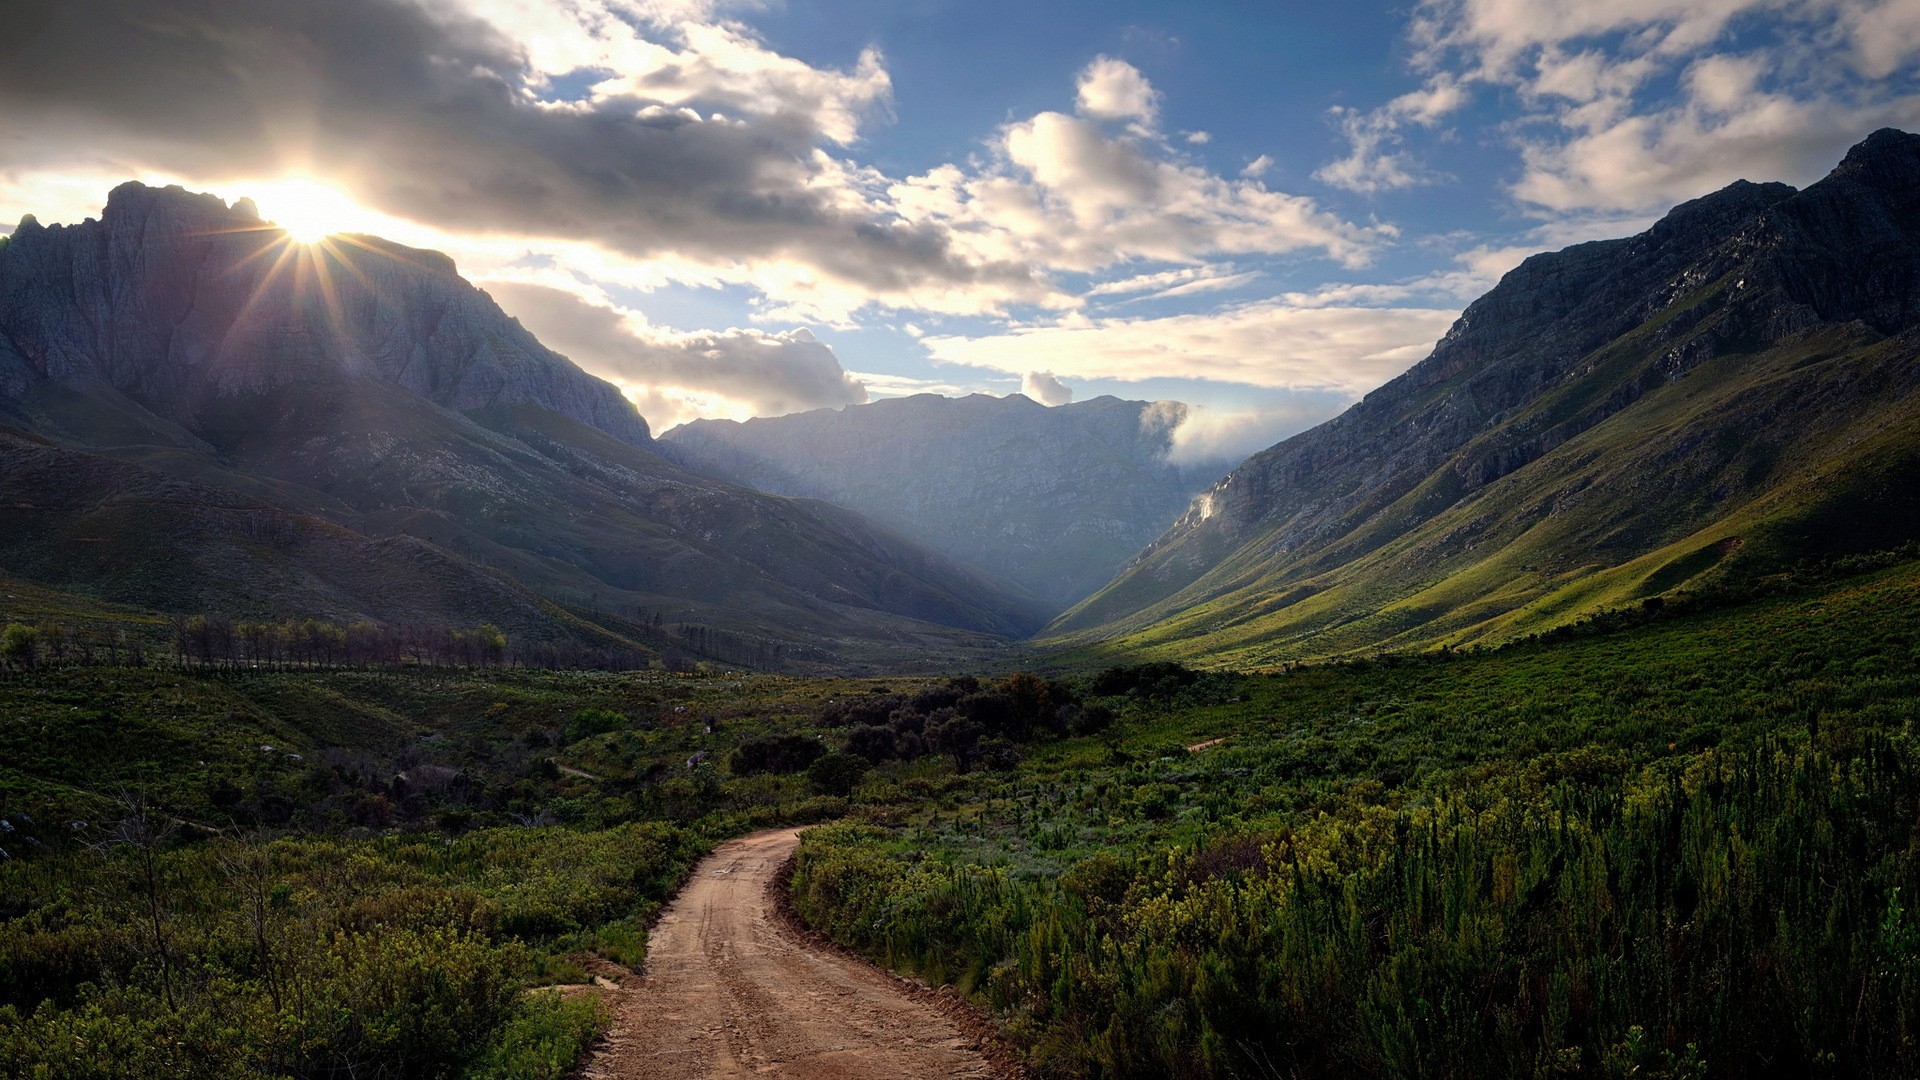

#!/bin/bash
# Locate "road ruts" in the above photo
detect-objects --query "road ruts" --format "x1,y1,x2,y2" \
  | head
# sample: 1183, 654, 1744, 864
580, 827, 1003, 1080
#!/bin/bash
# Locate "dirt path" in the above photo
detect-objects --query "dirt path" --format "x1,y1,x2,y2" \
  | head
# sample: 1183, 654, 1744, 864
580, 827, 1006, 1080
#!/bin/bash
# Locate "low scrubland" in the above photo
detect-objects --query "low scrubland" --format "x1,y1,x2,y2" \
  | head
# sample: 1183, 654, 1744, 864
797, 561, 1920, 1078
3, 560, 1918, 1077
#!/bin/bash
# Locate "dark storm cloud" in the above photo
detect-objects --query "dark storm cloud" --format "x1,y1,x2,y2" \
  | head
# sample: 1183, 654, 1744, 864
486, 281, 867, 418
0, 0, 1049, 301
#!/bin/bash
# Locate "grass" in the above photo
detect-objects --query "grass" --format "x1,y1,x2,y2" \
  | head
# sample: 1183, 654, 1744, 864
1043, 307, 1920, 668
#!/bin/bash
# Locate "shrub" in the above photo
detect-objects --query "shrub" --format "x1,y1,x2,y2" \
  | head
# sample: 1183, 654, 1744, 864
462, 990, 606, 1080
729, 734, 827, 776
562, 709, 626, 745
805, 753, 870, 797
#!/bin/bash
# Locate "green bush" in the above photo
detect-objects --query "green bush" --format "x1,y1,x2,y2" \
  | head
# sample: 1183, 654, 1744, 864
563, 708, 627, 745
462, 990, 606, 1080
730, 733, 828, 776
806, 752, 870, 797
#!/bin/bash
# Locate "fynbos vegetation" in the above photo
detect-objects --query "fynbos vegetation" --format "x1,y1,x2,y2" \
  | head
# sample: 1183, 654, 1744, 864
794, 562, 1920, 1078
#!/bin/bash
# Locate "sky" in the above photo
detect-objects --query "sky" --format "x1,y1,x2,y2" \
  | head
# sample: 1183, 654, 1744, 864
2, 0, 1917, 460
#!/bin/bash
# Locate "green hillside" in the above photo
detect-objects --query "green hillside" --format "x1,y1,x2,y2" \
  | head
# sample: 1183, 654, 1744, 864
1049, 324, 1920, 667
1042, 131, 1920, 668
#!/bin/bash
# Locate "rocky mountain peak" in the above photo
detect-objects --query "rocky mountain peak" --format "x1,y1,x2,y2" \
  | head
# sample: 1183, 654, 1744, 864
1834, 127, 1920, 186
0, 181, 649, 446
1056, 128, 1920, 648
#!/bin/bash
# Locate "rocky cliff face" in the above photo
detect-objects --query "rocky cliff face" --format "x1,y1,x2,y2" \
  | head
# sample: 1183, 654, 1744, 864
0, 182, 650, 446
1052, 129, 1920, 661
0, 183, 1052, 669
662, 393, 1222, 609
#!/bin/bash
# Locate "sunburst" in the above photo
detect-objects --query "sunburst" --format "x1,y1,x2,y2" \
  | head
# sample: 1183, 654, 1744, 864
246, 177, 371, 244
203, 179, 449, 338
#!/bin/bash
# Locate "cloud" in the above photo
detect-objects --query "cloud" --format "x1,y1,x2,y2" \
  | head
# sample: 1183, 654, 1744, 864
1134, 272, 1263, 302
0, 2, 1399, 325
892, 113, 1391, 275
1142, 399, 1345, 467
1315, 77, 1467, 193
1020, 370, 1074, 405
922, 294, 1458, 394
848, 370, 988, 398
1508, 76, 1920, 215
1388, 0, 1920, 215
1183, 130, 1212, 144
0, 0, 1059, 321
1087, 263, 1259, 301
481, 278, 867, 427
1075, 56, 1159, 127
1241, 154, 1274, 178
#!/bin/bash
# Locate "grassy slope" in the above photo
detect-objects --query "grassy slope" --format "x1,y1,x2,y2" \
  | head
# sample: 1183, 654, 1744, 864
1042, 311, 1920, 667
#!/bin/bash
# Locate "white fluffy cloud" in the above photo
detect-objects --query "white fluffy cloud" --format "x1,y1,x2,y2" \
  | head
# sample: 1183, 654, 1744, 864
1316, 77, 1469, 193
892, 108, 1390, 277
1323, 0, 1920, 215
482, 277, 868, 429
1141, 399, 1345, 467
1076, 56, 1160, 127
1021, 370, 1074, 405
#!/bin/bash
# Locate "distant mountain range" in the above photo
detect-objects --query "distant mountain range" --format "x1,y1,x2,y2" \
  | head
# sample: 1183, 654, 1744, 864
0, 183, 1048, 671
7, 130, 1918, 674
1044, 129, 1920, 665
661, 394, 1221, 608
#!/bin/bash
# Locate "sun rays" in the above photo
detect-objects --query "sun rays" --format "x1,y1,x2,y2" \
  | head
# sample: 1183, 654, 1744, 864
196, 179, 457, 347
245, 177, 376, 244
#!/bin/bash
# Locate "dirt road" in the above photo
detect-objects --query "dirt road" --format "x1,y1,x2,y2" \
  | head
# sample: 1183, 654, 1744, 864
580, 827, 1006, 1080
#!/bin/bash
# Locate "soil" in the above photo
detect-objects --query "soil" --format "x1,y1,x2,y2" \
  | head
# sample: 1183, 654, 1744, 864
579, 827, 1019, 1080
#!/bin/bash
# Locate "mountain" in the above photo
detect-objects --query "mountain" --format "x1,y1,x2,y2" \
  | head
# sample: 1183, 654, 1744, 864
660, 393, 1220, 608
1045, 128, 1920, 666
0, 183, 1050, 670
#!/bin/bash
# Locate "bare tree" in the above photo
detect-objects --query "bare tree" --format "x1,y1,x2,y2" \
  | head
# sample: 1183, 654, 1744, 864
215, 836, 283, 1013
94, 792, 182, 1008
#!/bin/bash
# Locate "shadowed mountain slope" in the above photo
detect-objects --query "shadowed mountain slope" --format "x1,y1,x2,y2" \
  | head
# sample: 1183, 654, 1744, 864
1045, 129, 1920, 665
0, 183, 1049, 670
661, 393, 1220, 609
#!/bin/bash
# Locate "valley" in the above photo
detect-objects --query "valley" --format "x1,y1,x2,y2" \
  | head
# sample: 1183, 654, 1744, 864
2, 120, 1919, 1080
4, 554, 1920, 1077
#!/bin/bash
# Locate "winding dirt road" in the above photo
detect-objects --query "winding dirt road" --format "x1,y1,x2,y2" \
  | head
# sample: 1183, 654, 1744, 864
580, 827, 1007, 1080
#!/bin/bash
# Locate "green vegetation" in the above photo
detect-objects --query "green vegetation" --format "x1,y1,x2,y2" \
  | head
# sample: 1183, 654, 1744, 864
0, 668, 893, 1078
464, 991, 607, 1080
6, 559, 1920, 1077
0, 821, 694, 1079
1048, 301, 1920, 669
795, 560, 1920, 1077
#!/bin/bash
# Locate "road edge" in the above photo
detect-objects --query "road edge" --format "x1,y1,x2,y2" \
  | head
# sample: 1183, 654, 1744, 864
766, 843, 1032, 1080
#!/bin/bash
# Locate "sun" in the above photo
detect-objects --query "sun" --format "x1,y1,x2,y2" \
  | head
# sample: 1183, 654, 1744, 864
247, 177, 369, 244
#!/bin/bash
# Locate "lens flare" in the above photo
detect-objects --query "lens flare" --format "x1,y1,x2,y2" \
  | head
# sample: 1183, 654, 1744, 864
248, 177, 367, 244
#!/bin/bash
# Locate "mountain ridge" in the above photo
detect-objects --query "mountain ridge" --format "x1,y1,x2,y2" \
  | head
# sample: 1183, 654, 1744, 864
0, 181, 653, 447
0, 183, 1050, 670
1045, 128, 1920, 664
660, 391, 1223, 608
